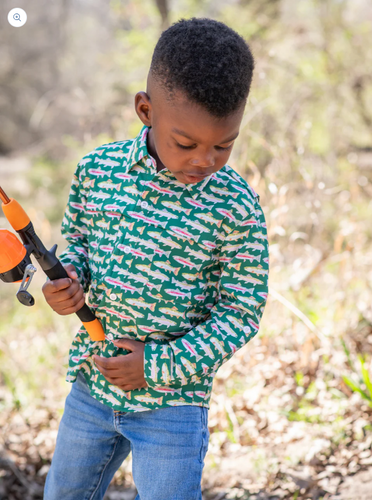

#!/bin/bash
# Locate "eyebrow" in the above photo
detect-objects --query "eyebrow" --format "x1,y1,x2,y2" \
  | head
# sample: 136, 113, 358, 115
172, 127, 239, 144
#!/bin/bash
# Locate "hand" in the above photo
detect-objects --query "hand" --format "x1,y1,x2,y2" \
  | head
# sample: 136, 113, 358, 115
93, 339, 148, 391
42, 264, 85, 315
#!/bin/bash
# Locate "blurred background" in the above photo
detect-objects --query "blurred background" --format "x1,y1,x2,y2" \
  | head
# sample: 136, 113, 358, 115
1, 0, 372, 499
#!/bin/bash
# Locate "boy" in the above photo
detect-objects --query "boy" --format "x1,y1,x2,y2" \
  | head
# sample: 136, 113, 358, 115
43, 17, 269, 500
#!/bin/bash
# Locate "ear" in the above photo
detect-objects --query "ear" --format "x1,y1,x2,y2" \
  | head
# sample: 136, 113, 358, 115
135, 91, 152, 127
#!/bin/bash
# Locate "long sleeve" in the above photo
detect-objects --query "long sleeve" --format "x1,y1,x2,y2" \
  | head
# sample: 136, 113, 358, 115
58, 160, 91, 293
143, 197, 269, 388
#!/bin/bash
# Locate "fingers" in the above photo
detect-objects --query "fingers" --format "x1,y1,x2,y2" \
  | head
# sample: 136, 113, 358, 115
47, 280, 83, 303
58, 292, 86, 315
42, 264, 79, 293
42, 265, 86, 316
94, 365, 123, 379
42, 277, 66, 296
52, 280, 83, 302
93, 357, 122, 378
93, 355, 147, 390
93, 355, 123, 370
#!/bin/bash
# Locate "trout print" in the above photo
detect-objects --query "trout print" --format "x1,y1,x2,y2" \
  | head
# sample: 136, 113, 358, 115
58, 125, 269, 413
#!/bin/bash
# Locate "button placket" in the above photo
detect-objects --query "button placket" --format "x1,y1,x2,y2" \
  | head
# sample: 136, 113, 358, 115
104, 229, 134, 301
105, 215, 155, 304
106, 167, 159, 304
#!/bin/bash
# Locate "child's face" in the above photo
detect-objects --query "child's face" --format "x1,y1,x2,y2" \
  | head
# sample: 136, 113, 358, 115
135, 78, 245, 184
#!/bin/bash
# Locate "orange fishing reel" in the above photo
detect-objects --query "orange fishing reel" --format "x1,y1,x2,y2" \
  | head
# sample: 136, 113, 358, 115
0, 186, 105, 341
0, 228, 36, 305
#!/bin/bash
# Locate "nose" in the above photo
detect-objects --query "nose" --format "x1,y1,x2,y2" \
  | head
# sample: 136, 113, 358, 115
190, 150, 215, 168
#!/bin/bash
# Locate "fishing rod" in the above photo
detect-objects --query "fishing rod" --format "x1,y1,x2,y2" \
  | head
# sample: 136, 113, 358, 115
0, 186, 105, 341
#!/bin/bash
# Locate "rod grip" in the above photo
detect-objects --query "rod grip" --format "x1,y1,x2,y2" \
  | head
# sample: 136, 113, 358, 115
2, 198, 31, 231
45, 260, 105, 341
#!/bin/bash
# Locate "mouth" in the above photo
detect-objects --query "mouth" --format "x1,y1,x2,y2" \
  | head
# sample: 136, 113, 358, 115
184, 173, 210, 182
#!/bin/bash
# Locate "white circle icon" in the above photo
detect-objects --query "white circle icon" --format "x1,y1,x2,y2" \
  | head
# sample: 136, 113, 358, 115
8, 8, 27, 27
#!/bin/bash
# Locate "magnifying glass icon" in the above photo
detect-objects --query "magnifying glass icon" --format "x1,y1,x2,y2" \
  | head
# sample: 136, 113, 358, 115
8, 8, 27, 27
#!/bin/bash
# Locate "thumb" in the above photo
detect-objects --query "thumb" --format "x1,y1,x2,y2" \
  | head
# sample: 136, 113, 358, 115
64, 264, 78, 280
113, 338, 135, 351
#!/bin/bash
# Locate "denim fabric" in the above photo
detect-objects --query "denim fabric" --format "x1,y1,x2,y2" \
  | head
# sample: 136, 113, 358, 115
44, 371, 209, 500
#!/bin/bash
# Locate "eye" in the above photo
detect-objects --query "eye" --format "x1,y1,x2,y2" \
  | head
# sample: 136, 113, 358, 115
215, 144, 233, 151
175, 141, 234, 151
176, 142, 195, 150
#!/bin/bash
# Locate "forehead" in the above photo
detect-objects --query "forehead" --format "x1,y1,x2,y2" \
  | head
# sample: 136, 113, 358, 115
148, 77, 244, 143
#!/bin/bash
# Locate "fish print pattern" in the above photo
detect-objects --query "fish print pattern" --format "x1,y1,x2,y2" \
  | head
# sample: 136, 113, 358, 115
59, 125, 269, 412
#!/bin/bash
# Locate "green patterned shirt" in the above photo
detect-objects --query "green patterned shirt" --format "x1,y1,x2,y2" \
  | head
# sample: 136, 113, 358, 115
59, 125, 269, 412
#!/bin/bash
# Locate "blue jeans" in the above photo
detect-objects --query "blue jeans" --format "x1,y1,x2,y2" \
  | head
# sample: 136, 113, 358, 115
44, 371, 209, 500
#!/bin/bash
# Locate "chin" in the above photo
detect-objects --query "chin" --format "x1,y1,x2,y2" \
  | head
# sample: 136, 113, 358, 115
168, 170, 205, 185
182, 173, 207, 184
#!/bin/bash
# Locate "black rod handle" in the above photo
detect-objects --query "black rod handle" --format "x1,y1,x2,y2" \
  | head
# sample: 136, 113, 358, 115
44, 258, 105, 341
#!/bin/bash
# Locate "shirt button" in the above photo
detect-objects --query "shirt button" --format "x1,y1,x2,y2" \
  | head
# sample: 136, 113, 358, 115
146, 159, 152, 166
106, 333, 113, 341
141, 201, 148, 209
110, 293, 117, 300
124, 246, 131, 254
243, 326, 251, 334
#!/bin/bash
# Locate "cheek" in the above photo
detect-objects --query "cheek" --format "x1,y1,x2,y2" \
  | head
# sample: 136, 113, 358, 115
219, 149, 233, 166
160, 143, 186, 170
210, 151, 232, 169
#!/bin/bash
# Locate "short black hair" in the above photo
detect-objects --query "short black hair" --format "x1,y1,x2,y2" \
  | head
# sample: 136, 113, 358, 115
150, 18, 255, 118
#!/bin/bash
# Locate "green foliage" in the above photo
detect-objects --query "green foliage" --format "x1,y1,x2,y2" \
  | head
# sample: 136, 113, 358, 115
341, 339, 372, 409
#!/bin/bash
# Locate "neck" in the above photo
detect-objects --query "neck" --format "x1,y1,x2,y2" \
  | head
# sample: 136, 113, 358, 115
146, 127, 166, 173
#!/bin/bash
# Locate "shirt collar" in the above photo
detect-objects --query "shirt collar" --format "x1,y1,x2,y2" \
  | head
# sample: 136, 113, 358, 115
127, 125, 150, 171
127, 125, 212, 198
